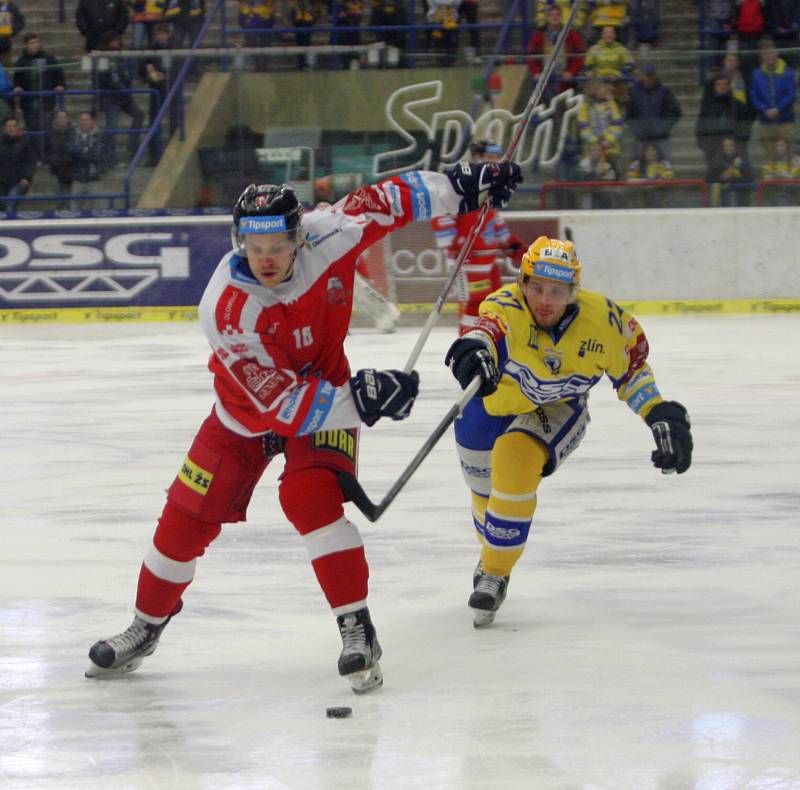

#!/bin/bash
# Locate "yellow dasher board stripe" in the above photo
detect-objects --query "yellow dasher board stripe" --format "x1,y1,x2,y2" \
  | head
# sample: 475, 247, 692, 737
2, 300, 800, 323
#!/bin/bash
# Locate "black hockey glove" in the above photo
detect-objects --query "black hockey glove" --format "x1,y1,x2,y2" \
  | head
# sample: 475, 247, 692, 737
445, 337, 500, 397
446, 161, 523, 214
350, 368, 420, 427
645, 400, 693, 474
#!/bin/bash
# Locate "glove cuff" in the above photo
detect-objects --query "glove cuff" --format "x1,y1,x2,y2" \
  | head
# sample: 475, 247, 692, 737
645, 400, 689, 427
445, 336, 490, 371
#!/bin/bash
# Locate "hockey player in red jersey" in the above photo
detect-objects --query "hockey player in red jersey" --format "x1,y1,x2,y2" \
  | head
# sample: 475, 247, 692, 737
85, 163, 522, 692
431, 138, 526, 336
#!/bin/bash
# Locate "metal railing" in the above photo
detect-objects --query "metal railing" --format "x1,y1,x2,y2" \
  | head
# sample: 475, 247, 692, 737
536, 179, 710, 209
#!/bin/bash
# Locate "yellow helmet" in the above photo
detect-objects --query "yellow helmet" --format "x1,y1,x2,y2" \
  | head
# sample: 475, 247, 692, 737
519, 236, 581, 288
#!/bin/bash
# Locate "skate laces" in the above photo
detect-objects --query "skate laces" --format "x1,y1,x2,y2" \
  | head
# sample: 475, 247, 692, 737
340, 615, 367, 655
106, 618, 152, 654
475, 573, 505, 598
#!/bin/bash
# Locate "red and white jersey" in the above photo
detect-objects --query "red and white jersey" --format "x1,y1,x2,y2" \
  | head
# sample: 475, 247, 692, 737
431, 207, 515, 276
199, 171, 460, 438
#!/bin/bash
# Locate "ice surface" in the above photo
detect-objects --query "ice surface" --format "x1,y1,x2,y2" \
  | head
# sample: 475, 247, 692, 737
2, 317, 799, 790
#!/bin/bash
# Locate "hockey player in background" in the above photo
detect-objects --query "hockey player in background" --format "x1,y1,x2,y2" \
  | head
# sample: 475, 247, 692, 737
432, 138, 526, 336
445, 235, 693, 627
85, 162, 522, 691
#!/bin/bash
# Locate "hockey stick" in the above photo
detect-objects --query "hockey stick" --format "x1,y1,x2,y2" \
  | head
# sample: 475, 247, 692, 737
403, 0, 583, 375
339, 376, 481, 522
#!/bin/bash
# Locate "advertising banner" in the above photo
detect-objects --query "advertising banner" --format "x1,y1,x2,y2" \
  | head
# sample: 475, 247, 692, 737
2, 210, 798, 321
0, 217, 231, 316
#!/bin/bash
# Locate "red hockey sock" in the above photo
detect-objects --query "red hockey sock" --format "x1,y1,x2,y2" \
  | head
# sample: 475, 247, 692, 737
135, 502, 221, 621
280, 468, 369, 611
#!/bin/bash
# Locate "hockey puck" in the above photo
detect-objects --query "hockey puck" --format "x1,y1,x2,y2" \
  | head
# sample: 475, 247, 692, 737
326, 706, 352, 719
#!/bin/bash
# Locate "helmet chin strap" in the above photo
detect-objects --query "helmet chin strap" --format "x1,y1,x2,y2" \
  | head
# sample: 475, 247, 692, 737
282, 245, 299, 282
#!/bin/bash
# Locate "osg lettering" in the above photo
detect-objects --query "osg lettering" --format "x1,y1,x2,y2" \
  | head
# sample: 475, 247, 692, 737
0, 232, 190, 304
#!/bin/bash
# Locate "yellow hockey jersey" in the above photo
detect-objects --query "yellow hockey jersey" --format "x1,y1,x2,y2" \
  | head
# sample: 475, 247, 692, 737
471, 284, 663, 420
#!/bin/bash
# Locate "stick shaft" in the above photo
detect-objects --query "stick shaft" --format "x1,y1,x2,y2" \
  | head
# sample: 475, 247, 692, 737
340, 377, 481, 521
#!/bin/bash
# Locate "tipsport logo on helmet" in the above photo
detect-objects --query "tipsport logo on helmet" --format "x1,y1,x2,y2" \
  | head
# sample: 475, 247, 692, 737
533, 261, 576, 284
239, 216, 288, 234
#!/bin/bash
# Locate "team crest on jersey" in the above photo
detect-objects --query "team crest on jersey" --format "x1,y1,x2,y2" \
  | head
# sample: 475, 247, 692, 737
543, 347, 563, 374
312, 429, 357, 460
327, 276, 348, 305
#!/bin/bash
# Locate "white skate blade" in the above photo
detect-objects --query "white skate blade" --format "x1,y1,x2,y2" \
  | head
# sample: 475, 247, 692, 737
472, 609, 497, 629
84, 656, 145, 679
347, 661, 383, 694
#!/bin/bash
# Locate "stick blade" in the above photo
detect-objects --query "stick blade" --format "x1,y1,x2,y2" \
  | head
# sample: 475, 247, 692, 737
337, 471, 382, 523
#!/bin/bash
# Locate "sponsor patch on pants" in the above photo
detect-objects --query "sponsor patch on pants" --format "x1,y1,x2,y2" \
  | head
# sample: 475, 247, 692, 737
178, 456, 214, 495
312, 430, 356, 461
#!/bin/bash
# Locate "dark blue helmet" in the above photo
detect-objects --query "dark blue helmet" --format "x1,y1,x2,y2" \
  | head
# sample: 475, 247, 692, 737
468, 138, 503, 161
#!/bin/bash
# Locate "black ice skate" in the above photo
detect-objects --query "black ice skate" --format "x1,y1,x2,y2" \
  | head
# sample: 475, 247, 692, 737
469, 569, 509, 628
336, 607, 383, 694
85, 614, 172, 678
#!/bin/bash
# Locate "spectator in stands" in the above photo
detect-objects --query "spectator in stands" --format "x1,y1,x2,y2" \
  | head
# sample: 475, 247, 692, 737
707, 133, 753, 205
534, 0, 586, 30
764, 0, 800, 67
735, 0, 767, 83
0, 115, 35, 212
0, 0, 24, 69
626, 140, 675, 180
749, 39, 796, 156
427, 0, 460, 67
332, 0, 363, 68
238, 0, 275, 71
527, 5, 585, 104
584, 24, 634, 104
577, 78, 625, 167
585, 0, 628, 45
139, 22, 178, 164
632, 0, 660, 52
761, 137, 800, 203
44, 109, 75, 198
0, 58, 12, 116
290, 0, 320, 69
721, 52, 750, 98
369, 0, 407, 63
129, 0, 163, 50
167, 0, 205, 48
696, 73, 753, 165
625, 63, 681, 161
707, 0, 737, 65
66, 110, 105, 207
626, 139, 674, 207
573, 138, 617, 208
12, 33, 66, 153
762, 136, 800, 175
76, 0, 130, 52
95, 31, 145, 167
458, 0, 480, 61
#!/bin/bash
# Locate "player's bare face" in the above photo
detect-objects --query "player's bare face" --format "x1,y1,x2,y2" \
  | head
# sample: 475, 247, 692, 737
244, 233, 296, 287
523, 278, 573, 327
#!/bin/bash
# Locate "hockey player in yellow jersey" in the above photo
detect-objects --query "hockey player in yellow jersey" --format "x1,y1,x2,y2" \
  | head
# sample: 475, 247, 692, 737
444, 235, 693, 627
